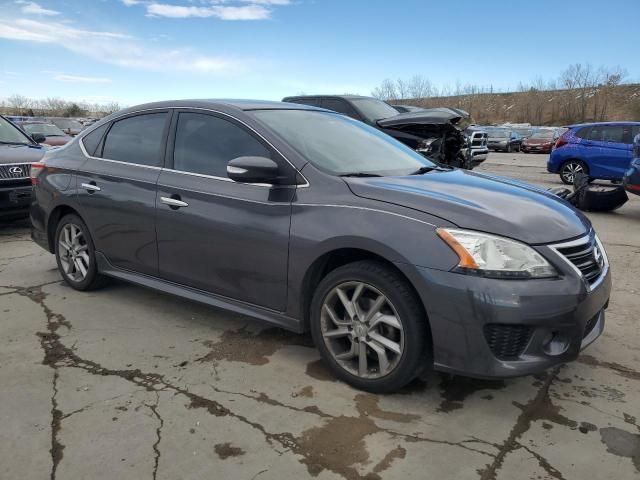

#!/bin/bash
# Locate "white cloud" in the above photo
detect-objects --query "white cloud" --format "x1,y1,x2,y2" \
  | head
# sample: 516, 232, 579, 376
53, 74, 112, 84
146, 3, 271, 20
121, 0, 141, 5
16, 1, 60, 16
0, 18, 244, 75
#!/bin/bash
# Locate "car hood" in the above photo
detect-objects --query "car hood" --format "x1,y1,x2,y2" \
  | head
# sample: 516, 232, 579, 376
524, 138, 554, 145
346, 169, 590, 244
0, 143, 46, 164
377, 108, 469, 128
45, 136, 72, 146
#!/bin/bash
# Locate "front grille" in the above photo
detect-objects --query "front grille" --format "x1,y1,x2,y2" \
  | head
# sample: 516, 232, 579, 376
484, 324, 533, 360
0, 163, 32, 181
555, 235, 605, 285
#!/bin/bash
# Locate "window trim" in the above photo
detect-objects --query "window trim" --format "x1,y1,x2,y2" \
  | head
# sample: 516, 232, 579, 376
78, 106, 309, 187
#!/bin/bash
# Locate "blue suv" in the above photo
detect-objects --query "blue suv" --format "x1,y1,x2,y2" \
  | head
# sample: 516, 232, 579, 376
548, 122, 640, 184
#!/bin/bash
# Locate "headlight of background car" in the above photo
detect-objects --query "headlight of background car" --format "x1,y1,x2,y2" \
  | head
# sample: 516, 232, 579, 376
436, 228, 557, 279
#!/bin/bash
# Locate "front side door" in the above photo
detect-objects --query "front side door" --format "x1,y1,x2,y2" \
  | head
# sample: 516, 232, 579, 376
587, 124, 633, 178
76, 111, 170, 276
155, 110, 294, 311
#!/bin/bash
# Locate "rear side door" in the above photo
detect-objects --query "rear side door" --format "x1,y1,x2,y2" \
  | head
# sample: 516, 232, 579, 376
76, 111, 170, 276
155, 110, 295, 311
587, 125, 632, 179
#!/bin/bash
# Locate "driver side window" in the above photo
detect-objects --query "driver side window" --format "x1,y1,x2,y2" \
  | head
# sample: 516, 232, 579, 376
172, 113, 271, 178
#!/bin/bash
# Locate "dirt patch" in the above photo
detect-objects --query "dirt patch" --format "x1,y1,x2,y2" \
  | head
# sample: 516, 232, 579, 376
197, 327, 312, 366
355, 394, 420, 423
305, 359, 336, 382
579, 422, 598, 434
293, 386, 314, 398
214, 442, 245, 459
600, 427, 640, 472
437, 376, 506, 413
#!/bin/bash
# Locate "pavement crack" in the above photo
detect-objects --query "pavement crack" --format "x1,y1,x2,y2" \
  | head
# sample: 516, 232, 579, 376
516, 443, 567, 480
477, 368, 563, 480
147, 393, 163, 480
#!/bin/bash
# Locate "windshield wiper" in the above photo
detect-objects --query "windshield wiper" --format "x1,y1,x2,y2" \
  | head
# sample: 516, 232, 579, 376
339, 172, 383, 178
410, 165, 450, 175
0, 141, 30, 146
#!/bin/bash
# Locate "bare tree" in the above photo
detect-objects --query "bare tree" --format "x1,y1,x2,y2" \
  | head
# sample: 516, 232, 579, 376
7, 94, 29, 115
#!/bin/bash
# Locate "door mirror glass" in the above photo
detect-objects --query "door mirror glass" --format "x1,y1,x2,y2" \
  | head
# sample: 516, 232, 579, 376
227, 156, 280, 184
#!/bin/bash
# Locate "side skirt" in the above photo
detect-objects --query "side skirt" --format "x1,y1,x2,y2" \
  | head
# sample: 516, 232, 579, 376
95, 252, 304, 333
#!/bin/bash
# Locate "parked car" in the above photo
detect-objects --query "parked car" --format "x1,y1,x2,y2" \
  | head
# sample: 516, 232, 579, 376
31, 99, 611, 392
512, 127, 533, 139
622, 134, 640, 196
521, 130, 559, 154
47, 118, 84, 136
547, 122, 640, 184
391, 105, 424, 114
0, 115, 46, 219
282, 95, 474, 168
464, 126, 489, 163
486, 128, 522, 152
18, 121, 73, 147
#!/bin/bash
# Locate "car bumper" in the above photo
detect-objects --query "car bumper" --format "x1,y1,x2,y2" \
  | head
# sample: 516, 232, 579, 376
0, 182, 32, 218
522, 145, 552, 153
470, 148, 489, 163
410, 260, 611, 379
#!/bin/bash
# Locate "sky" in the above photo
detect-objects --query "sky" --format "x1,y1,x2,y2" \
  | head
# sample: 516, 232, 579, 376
0, 0, 639, 106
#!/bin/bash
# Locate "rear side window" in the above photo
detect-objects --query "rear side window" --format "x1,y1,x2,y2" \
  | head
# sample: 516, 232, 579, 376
574, 127, 591, 139
173, 112, 270, 178
102, 113, 167, 166
590, 125, 625, 143
285, 97, 322, 107
81, 123, 109, 157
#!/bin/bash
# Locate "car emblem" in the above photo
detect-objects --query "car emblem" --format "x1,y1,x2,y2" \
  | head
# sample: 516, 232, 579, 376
593, 245, 602, 266
9, 166, 23, 175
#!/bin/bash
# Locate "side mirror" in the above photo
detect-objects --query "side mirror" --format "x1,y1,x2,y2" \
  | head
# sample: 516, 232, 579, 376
32, 133, 46, 144
227, 156, 280, 184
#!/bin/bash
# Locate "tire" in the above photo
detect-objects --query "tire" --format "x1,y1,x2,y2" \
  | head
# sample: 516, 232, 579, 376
506, 144, 512, 153
560, 160, 589, 185
54, 214, 106, 291
309, 260, 429, 393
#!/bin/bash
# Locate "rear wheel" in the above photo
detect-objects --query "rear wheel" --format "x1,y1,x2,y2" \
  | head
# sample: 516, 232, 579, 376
560, 160, 588, 185
506, 144, 512, 153
55, 214, 106, 291
310, 260, 429, 393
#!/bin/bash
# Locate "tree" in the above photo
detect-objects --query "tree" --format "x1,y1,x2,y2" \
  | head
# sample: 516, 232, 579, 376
7, 94, 29, 115
63, 103, 85, 117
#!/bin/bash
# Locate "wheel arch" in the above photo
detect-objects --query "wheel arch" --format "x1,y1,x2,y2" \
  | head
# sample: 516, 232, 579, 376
46, 204, 82, 253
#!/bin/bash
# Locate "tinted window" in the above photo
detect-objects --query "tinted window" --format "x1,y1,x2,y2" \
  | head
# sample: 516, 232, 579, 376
633, 125, 640, 140
574, 127, 591, 139
590, 125, 625, 143
82, 123, 109, 156
322, 99, 360, 119
173, 113, 270, 178
102, 113, 167, 166
286, 97, 322, 107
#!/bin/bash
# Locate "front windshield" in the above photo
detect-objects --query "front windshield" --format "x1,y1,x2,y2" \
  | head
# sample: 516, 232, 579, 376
513, 128, 531, 136
252, 110, 436, 176
530, 131, 555, 139
23, 123, 66, 136
52, 119, 83, 130
487, 129, 509, 138
350, 98, 399, 122
0, 117, 31, 145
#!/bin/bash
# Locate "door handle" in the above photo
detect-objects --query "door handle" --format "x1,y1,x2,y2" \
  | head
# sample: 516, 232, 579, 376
160, 196, 189, 208
81, 182, 101, 193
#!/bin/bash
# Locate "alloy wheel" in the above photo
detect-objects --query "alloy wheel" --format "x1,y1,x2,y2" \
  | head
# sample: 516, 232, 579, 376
320, 281, 404, 379
58, 223, 90, 282
562, 162, 584, 184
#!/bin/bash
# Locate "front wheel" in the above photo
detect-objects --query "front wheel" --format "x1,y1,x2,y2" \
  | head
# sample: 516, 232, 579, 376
55, 214, 106, 291
310, 261, 429, 393
506, 144, 512, 153
560, 160, 588, 185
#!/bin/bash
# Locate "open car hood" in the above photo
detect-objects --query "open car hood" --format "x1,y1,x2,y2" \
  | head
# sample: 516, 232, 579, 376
377, 108, 470, 128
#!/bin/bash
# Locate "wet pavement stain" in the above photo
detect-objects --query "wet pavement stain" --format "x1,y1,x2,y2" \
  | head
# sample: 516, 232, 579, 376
578, 422, 598, 434
354, 394, 420, 423
437, 376, 506, 413
305, 359, 336, 382
292, 386, 314, 398
214, 442, 245, 459
599, 427, 640, 472
197, 326, 313, 366
372, 446, 406, 474
577, 355, 640, 381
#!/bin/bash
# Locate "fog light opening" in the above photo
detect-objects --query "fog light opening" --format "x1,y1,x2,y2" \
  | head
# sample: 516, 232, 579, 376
543, 331, 571, 356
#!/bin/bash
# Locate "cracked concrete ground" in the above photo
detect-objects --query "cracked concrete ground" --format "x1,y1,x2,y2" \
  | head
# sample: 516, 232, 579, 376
1, 152, 639, 480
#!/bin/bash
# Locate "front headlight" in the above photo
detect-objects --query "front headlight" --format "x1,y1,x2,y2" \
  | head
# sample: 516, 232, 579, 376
436, 228, 557, 279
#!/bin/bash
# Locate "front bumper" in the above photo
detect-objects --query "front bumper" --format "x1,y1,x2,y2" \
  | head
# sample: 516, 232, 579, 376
522, 144, 552, 153
0, 182, 32, 218
470, 148, 489, 164
410, 252, 611, 379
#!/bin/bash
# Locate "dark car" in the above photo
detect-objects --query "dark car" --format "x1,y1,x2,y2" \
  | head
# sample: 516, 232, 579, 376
282, 95, 473, 168
391, 105, 424, 114
31, 100, 610, 392
548, 122, 640, 184
18, 121, 73, 147
486, 128, 522, 152
0, 115, 46, 219
47, 118, 84, 136
622, 134, 640, 196
521, 130, 559, 154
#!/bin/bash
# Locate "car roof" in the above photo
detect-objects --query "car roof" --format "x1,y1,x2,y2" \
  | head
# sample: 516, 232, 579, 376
114, 99, 326, 116
569, 121, 640, 128
282, 94, 370, 101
